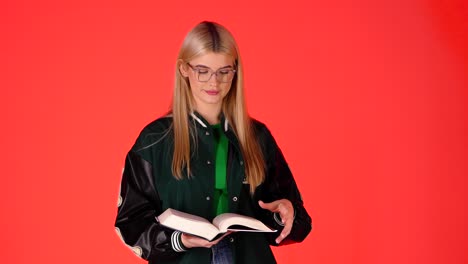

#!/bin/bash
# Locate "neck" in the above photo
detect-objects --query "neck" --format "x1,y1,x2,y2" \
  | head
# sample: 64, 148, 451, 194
194, 104, 222, 125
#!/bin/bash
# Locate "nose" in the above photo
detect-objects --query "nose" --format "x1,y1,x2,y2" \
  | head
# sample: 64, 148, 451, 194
208, 72, 219, 85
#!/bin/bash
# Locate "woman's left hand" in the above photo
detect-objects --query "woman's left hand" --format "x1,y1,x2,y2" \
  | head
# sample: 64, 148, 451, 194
258, 199, 294, 244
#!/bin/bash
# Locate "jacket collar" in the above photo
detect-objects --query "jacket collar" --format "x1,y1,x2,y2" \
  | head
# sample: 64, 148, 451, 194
190, 111, 242, 154
190, 111, 229, 132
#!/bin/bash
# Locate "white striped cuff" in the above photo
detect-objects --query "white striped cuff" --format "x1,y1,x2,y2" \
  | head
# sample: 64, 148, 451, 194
171, 231, 187, 252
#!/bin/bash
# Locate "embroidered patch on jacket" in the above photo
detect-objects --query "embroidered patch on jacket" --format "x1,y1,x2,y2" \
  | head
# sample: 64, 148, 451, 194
117, 195, 122, 207
117, 167, 124, 207
115, 227, 143, 258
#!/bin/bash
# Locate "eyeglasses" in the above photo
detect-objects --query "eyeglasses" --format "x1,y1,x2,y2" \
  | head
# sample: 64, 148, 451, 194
186, 63, 236, 83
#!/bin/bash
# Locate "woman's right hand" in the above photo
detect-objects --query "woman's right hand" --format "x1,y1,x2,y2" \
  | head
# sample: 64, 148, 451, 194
181, 232, 232, 248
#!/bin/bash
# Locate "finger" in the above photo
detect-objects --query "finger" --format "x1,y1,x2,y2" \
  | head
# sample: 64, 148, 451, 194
276, 219, 293, 244
258, 200, 279, 212
206, 232, 233, 248
276, 199, 294, 223
183, 233, 220, 248
275, 203, 294, 244
212, 232, 231, 244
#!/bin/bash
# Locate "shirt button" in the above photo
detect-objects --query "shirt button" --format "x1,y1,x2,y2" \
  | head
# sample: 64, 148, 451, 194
205, 131, 210, 136
240, 161, 244, 166
229, 237, 235, 243
207, 160, 211, 165
206, 196, 210, 201
232, 196, 238, 202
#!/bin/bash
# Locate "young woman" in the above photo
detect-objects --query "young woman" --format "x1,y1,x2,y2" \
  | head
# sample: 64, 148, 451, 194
115, 21, 312, 264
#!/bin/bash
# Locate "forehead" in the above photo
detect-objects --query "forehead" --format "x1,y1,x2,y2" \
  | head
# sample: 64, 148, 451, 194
189, 52, 234, 68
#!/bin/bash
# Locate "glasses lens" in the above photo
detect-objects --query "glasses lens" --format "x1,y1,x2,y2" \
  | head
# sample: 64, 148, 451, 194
192, 66, 235, 82
196, 69, 212, 82
216, 69, 234, 83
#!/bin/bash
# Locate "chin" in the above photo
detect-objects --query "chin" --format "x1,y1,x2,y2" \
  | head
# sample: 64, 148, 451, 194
204, 100, 222, 105
201, 97, 222, 104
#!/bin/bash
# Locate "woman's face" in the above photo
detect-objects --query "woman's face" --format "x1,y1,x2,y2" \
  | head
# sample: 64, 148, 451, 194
181, 52, 235, 111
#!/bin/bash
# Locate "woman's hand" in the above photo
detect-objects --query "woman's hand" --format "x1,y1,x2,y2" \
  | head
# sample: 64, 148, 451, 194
181, 232, 232, 249
259, 199, 294, 244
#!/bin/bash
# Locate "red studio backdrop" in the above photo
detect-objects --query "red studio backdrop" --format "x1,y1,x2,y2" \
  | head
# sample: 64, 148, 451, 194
1, 0, 467, 263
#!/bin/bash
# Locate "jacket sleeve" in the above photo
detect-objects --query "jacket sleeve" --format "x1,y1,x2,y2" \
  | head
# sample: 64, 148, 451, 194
255, 124, 312, 246
115, 151, 187, 261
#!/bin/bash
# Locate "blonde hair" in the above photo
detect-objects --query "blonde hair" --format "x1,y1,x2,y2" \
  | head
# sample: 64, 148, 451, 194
170, 21, 265, 194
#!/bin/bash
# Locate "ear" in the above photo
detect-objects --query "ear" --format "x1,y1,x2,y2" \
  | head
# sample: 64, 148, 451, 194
178, 60, 189, 77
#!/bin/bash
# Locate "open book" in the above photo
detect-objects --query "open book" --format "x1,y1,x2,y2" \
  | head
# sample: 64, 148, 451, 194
156, 208, 276, 241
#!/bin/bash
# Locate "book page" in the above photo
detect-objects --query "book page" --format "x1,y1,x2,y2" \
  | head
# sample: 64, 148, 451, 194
157, 209, 221, 241
213, 213, 276, 233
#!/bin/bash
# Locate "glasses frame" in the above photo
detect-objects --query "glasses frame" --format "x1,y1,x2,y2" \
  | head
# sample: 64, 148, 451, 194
186, 63, 237, 83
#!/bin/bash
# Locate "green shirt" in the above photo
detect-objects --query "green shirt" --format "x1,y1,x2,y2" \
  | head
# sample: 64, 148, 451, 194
211, 124, 229, 216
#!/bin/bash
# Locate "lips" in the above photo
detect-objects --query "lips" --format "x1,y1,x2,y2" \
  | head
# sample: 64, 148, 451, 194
205, 90, 220, 95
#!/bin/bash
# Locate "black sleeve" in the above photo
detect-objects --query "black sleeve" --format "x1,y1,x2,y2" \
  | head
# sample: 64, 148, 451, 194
255, 125, 312, 246
115, 151, 186, 261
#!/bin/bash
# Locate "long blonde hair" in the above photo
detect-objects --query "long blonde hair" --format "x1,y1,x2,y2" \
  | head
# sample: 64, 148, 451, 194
170, 21, 264, 194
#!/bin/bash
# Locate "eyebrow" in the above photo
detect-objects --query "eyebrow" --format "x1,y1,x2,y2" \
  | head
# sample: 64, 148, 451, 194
193, 64, 233, 70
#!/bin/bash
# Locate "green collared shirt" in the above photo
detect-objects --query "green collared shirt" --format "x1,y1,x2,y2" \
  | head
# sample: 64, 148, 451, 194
211, 123, 229, 216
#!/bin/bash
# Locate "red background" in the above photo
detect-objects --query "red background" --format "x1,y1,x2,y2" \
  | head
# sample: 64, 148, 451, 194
2, 0, 467, 263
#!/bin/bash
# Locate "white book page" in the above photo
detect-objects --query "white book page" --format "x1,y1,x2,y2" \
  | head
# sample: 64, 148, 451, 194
158, 209, 221, 240
213, 213, 276, 233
